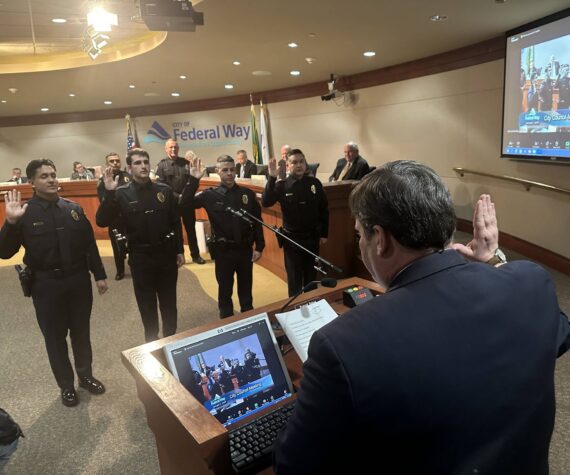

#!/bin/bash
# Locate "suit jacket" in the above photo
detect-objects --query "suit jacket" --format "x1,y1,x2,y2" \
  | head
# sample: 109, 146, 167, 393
7, 177, 28, 184
236, 160, 257, 179
274, 250, 570, 475
329, 155, 370, 181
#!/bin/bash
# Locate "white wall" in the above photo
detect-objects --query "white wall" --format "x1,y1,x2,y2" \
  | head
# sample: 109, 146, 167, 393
1, 59, 568, 257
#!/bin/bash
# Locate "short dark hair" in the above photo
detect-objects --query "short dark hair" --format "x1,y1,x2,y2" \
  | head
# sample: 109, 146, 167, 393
12, 167, 21, 173
72, 161, 82, 171
349, 160, 456, 250
236, 150, 247, 156
216, 155, 235, 166
105, 152, 120, 162
126, 148, 150, 165
287, 149, 306, 161
26, 159, 56, 179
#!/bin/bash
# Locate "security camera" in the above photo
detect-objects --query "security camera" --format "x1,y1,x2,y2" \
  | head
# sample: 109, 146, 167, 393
321, 90, 342, 101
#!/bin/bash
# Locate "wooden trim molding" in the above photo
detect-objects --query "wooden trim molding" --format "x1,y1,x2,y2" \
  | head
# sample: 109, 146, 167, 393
0, 36, 505, 128
456, 218, 570, 276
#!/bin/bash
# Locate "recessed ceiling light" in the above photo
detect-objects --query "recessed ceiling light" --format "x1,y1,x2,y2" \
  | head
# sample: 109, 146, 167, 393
144, 92, 160, 97
288, 42, 298, 48
171, 92, 180, 97
363, 51, 376, 57
232, 61, 241, 66
430, 14, 448, 22
179, 75, 187, 79
252, 70, 272, 76
224, 84, 234, 90
103, 100, 112, 105
1, 100, 7, 103
129, 84, 135, 89
290, 70, 301, 76
68, 93, 75, 97
51, 18, 67, 23
40, 107, 49, 112
308, 33, 317, 38
305, 57, 316, 64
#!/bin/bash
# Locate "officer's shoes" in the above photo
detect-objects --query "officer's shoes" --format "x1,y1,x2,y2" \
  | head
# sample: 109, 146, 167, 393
79, 376, 106, 395
61, 388, 79, 407
192, 256, 206, 265
115, 272, 125, 281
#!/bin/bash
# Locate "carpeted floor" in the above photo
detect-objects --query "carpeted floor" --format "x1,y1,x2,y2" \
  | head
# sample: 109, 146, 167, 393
0, 256, 221, 474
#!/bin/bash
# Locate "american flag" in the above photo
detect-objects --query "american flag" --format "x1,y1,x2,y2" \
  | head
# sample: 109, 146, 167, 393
125, 114, 139, 152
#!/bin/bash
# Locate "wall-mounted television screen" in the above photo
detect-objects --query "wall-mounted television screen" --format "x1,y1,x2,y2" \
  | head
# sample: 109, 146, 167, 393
502, 8, 570, 164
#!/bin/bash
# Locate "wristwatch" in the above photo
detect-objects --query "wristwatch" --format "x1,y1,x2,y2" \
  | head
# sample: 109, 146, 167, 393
486, 248, 507, 266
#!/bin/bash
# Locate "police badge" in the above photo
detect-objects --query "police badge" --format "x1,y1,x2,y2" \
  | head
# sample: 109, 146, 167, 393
157, 191, 166, 203
311, 184, 316, 194
242, 194, 248, 205
70, 210, 80, 221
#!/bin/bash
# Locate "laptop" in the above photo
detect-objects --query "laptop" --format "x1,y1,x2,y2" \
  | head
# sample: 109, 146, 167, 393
163, 313, 295, 428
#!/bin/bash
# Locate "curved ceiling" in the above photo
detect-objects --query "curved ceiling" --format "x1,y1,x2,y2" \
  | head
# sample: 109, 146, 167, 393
0, 0, 567, 118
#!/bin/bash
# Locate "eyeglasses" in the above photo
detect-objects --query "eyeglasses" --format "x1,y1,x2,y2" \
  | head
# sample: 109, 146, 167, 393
132, 159, 150, 166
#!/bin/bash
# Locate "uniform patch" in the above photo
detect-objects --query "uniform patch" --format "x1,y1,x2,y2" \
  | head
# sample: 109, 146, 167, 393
71, 210, 80, 221
311, 184, 316, 194
32, 221, 44, 226
157, 192, 166, 203
242, 194, 248, 205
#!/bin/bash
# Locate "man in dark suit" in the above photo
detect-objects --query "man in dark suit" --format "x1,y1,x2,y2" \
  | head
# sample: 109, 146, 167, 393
7, 168, 28, 184
274, 161, 569, 474
235, 150, 257, 178
328, 142, 370, 181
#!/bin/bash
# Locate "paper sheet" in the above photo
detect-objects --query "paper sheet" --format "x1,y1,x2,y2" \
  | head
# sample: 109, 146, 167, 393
275, 299, 338, 362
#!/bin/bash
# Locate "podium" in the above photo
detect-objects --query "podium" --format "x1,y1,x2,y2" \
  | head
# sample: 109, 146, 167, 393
121, 278, 384, 474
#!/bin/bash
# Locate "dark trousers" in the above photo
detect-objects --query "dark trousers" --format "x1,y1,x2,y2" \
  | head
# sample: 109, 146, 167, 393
31, 271, 93, 390
214, 247, 253, 318
284, 238, 320, 297
180, 206, 201, 259
108, 227, 125, 275
129, 251, 178, 342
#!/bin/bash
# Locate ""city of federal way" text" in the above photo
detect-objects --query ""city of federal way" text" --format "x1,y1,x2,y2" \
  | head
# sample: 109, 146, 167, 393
172, 123, 250, 142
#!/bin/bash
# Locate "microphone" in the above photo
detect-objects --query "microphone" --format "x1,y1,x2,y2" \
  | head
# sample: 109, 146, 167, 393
225, 206, 252, 224
279, 278, 337, 314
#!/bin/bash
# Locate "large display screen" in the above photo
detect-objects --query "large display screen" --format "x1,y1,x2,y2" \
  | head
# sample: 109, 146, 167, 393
502, 8, 570, 164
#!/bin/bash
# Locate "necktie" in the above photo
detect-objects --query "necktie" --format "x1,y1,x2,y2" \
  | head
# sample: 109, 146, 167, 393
339, 161, 352, 180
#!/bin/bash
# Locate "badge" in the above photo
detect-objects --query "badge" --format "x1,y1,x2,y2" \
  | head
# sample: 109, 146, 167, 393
71, 210, 80, 221
157, 192, 165, 203
242, 194, 248, 205
124, 176, 130, 183
311, 184, 316, 194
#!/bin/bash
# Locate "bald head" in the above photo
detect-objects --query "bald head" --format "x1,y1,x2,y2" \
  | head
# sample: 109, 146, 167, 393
280, 145, 292, 160
344, 142, 359, 162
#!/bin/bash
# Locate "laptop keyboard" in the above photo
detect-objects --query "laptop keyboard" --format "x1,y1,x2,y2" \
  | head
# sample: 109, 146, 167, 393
229, 400, 296, 474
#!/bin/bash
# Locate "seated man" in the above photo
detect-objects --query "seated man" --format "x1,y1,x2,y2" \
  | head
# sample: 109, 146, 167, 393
274, 161, 569, 474
70, 161, 94, 180
235, 150, 257, 178
6, 168, 28, 184
328, 141, 370, 181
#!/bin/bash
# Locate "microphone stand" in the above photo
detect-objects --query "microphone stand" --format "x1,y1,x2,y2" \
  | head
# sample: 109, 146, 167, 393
225, 206, 343, 275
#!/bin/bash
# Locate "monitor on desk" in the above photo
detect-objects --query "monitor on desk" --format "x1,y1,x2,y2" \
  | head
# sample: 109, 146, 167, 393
163, 314, 294, 427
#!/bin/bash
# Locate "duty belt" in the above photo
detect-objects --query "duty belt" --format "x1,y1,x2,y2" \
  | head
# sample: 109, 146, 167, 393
32, 262, 88, 279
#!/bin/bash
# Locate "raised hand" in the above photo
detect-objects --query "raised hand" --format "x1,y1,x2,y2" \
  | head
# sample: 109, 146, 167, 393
189, 156, 205, 179
103, 166, 119, 191
4, 189, 28, 224
451, 194, 498, 262
268, 157, 278, 178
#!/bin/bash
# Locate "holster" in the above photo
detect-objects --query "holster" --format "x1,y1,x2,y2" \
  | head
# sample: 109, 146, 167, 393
15, 265, 32, 297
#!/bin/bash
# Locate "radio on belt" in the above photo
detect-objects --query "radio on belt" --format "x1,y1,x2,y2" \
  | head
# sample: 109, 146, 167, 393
342, 285, 374, 308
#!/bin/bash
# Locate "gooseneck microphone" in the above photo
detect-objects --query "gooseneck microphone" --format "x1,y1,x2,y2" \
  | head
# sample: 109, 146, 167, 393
225, 206, 252, 224
279, 278, 337, 314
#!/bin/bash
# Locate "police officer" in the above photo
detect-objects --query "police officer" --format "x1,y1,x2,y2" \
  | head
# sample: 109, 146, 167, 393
262, 149, 329, 296
97, 152, 130, 280
180, 155, 265, 318
0, 159, 108, 407
96, 148, 185, 342
156, 139, 205, 264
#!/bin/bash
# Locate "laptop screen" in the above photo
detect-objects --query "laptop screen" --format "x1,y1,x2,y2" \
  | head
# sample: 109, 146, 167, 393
163, 313, 294, 427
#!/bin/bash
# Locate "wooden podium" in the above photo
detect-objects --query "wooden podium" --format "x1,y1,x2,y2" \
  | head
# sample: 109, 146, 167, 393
121, 278, 384, 475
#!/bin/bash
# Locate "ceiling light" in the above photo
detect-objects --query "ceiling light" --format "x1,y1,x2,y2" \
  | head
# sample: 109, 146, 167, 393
363, 51, 376, 57
82, 26, 110, 60
232, 61, 241, 66
224, 84, 234, 90
8, 88, 17, 94
305, 57, 316, 64
179, 75, 187, 79
252, 70, 272, 76
144, 92, 160, 97
171, 92, 180, 97
103, 101, 112, 105
430, 14, 448, 22
288, 42, 298, 48
40, 107, 49, 112
308, 33, 317, 38
87, 6, 118, 32
1, 100, 7, 104
290, 70, 301, 76
68, 93, 76, 97
51, 18, 67, 23
129, 84, 135, 89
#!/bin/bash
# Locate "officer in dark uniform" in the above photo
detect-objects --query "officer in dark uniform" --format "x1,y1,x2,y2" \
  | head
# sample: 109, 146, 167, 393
155, 139, 205, 264
0, 159, 108, 407
96, 148, 185, 342
96, 152, 130, 280
262, 149, 329, 296
180, 155, 265, 318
